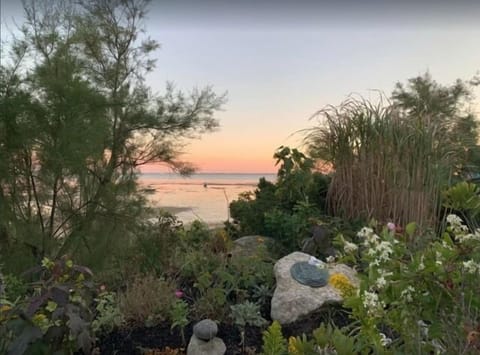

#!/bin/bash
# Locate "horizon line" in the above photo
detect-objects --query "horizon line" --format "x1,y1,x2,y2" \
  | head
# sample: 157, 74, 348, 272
140, 171, 277, 175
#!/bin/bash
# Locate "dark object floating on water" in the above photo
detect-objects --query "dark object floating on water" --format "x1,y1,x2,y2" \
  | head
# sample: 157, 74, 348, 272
141, 188, 156, 194
290, 261, 329, 287
203, 183, 208, 188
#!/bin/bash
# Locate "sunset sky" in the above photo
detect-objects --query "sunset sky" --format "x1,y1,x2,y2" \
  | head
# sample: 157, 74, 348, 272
2, 0, 480, 173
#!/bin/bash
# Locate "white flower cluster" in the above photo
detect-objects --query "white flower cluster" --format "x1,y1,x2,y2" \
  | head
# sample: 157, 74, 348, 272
417, 320, 429, 338
400, 285, 415, 303
446, 214, 480, 243
379, 332, 392, 347
418, 255, 425, 271
456, 231, 480, 243
357, 227, 380, 246
326, 255, 336, 263
375, 269, 393, 289
357, 226, 393, 266
446, 214, 465, 228
344, 241, 358, 254
367, 241, 394, 266
362, 290, 385, 316
463, 260, 480, 274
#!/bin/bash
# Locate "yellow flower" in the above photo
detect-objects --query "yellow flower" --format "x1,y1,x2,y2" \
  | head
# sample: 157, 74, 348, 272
329, 273, 356, 298
0, 304, 11, 321
288, 336, 300, 355
32, 313, 50, 333
32, 313, 47, 324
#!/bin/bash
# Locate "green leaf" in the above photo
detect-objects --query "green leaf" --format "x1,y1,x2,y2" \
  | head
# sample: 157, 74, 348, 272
7, 324, 43, 355
261, 321, 287, 355
45, 301, 57, 313
405, 222, 417, 237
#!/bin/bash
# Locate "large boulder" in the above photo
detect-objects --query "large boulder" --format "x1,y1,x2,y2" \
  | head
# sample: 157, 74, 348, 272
271, 251, 359, 324
187, 335, 226, 355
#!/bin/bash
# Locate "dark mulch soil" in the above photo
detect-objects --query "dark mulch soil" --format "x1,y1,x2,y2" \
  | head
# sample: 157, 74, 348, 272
97, 304, 351, 354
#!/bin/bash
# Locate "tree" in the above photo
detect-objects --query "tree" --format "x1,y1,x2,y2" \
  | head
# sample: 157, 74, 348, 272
392, 73, 480, 176
0, 0, 225, 268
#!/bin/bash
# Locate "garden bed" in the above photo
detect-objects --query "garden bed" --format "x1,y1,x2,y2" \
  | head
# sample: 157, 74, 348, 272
97, 305, 350, 354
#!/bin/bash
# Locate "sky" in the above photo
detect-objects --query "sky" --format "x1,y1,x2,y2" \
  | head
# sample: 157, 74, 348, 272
2, 0, 480, 173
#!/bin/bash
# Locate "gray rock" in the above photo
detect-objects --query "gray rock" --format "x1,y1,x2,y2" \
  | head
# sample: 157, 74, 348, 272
193, 319, 218, 341
301, 225, 333, 257
187, 335, 226, 355
271, 251, 359, 325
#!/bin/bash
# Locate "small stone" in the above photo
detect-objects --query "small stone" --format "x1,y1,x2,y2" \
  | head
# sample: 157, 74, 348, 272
187, 335, 226, 355
193, 319, 218, 341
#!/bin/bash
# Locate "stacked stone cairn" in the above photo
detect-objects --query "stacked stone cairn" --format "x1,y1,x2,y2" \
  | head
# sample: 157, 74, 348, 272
187, 319, 226, 355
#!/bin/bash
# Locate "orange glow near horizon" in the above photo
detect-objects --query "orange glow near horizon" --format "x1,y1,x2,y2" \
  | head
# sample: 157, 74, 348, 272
139, 157, 278, 174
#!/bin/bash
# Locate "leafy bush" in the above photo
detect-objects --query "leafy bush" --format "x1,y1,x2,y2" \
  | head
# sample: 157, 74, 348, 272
229, 146, 330, 251
264, 202, 321, 251
92, 290, 124, 335
1, 273, 27, 302
169, 299, 189, 345
442, 181, 480, 230
132, 212, 184, 277
229, 179, 277, 236
336, 216, 480, 353
231, 301, 267, 351
0, 256, 95, 354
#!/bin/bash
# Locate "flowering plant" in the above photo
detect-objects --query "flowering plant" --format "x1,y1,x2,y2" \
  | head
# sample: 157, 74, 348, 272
339, 215, 480, 353
0, 257, 95, 354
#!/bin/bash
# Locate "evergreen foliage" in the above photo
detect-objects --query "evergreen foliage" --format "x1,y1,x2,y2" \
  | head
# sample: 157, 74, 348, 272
0, 0, 225, 269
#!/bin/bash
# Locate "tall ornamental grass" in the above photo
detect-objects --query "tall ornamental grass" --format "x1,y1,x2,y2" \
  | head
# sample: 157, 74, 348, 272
305, 96, 459, 229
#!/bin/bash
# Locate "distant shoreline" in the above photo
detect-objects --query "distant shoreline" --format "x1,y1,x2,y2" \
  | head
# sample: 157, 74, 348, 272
140, 181, 259, 186
137, 172, 276, 225
138, 172, 276, 187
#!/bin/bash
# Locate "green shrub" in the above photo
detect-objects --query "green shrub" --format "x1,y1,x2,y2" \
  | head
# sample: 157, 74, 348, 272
337, 215, 480, 353
231, 301, 267, 350
229, 146, 331, 249
261, 321, 287, 355
442, 181, 480, 230
0, 256, 95, 354
169, 299, 189, 345
92, 290, 124, 335
0, 273, 27, 302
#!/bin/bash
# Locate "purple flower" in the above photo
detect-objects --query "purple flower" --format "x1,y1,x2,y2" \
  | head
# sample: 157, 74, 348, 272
387, 222, 396, 232
175, 290, 184, 298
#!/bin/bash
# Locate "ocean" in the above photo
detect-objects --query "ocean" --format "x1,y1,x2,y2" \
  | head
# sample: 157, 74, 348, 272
138, 173, 276, 225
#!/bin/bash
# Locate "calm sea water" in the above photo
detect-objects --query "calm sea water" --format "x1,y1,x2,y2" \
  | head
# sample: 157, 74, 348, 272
139, 173, 276, 224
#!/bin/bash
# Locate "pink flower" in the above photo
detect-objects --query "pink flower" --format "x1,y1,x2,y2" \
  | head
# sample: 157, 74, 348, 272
387, 222, 396, 232
175, 290, 184, 298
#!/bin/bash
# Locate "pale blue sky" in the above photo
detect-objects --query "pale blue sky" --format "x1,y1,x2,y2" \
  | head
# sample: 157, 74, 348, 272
2, 0, 480, 172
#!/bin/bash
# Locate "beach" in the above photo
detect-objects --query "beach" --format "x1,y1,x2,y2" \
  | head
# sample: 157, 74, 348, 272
138, 173, 276, 225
